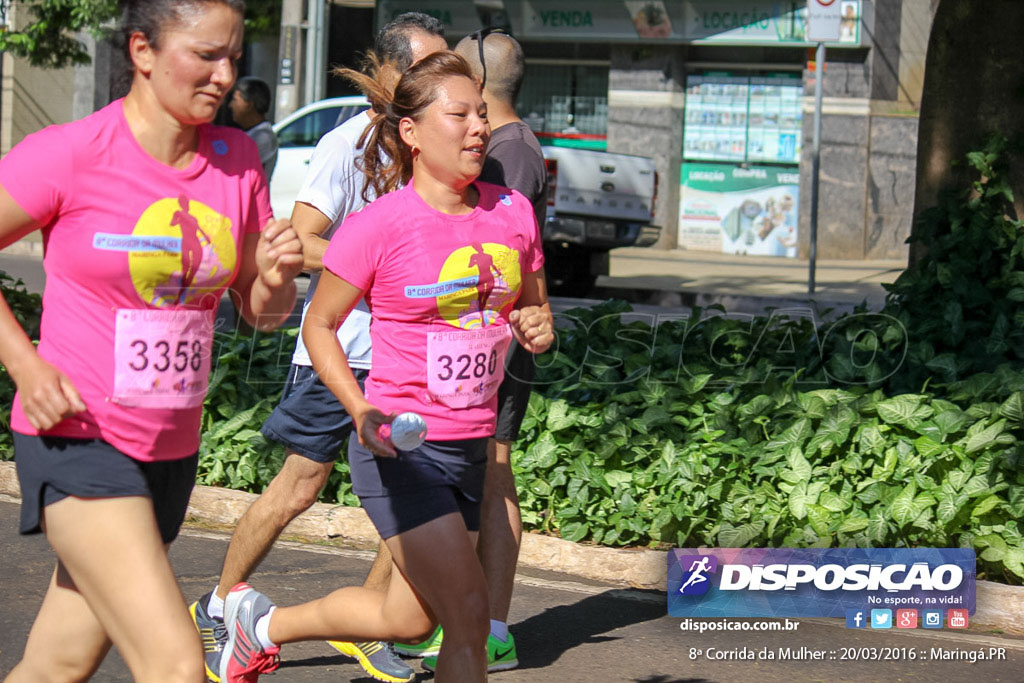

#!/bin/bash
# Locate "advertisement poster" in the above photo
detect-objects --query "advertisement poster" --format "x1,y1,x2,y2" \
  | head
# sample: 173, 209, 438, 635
678, 162, 800, 257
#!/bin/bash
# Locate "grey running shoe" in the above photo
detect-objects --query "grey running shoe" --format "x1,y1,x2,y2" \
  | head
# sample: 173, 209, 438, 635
328, 640, 415, 682
188, 590, 227, 682
219, 583, 280, 683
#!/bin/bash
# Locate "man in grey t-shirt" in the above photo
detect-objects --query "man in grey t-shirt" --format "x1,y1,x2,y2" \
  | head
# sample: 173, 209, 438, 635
229, 76, 279, 178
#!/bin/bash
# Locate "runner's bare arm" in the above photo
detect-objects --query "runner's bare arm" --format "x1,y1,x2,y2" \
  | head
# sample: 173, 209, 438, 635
290, 202, 333, 273
510, 267, 554, 354
304, 270, 396, 457
0, 185, 86, 429
235, 218, 303, 331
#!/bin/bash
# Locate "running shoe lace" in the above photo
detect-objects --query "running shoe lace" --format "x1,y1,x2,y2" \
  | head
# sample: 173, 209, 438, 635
212, 618, 228, 650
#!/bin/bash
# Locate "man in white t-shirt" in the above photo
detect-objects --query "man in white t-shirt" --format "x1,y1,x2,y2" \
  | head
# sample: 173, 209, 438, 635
189, 14, 447, 683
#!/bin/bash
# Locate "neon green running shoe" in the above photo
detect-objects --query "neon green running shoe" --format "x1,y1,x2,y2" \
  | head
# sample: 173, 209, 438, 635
392, 625, 443, 658
421, 632, 519, 673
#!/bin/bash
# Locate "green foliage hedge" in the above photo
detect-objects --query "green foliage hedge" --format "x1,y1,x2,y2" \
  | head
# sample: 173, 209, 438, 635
0, 272, 41, 457
2, 138, 1023, 582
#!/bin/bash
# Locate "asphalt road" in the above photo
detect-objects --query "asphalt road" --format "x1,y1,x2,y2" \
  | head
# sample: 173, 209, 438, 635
2, 499, 1023, 682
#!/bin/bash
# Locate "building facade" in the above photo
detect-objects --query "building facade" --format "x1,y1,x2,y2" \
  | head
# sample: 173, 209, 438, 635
372, 0, 934, 260
1, 0, 935, 261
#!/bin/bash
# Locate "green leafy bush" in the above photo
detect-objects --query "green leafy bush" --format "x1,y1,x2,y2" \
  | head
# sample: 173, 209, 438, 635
0, 272, 42, 460
512, 304, 1024, 581
851, 136, 1024, 392
194, 326, 357, 507
2, 140, 1023, 584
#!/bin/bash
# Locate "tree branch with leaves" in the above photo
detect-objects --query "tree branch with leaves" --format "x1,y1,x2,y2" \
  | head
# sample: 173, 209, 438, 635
0, 0, 282, 70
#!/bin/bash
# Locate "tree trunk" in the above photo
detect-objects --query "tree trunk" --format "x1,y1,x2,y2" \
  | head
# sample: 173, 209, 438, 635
911, 0, 1024, 266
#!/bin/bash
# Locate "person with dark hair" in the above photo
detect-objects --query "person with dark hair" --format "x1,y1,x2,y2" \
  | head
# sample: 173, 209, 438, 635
188, 11, 446, 683
230, 76, 278, 177
0, 1, 302, 681
374, 11, 446, 72
217, 50, 553, 683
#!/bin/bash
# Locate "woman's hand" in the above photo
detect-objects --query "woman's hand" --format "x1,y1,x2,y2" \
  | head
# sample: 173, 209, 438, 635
256, 218, 304, 288
354, 405, 398, 458
236, 220, 303, 331
13, 356, 86, 431
510, 305, 554, 354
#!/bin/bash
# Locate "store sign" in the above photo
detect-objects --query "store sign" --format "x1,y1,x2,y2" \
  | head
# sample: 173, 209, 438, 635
683, 0, 858, 45
678, 163, 801, 257
376, 0, 483, 36
506, 0, 860, 45
376, 1, 864, 46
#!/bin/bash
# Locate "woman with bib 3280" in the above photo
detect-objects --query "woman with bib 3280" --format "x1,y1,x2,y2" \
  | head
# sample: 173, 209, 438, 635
216, 51, 554, 683
0, 1, 302, 681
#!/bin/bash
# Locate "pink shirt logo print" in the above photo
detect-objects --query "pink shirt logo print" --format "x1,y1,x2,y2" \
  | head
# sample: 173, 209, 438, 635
104, 196, 235, 408
423, 240, 521, 409
95, 194, 237, 309
434, 241, 521, 329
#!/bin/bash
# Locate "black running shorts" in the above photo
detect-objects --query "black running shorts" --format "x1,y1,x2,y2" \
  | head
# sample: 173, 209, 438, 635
494, 341, 536, 442
348, 436, 488, 539
14, 433, 197, 544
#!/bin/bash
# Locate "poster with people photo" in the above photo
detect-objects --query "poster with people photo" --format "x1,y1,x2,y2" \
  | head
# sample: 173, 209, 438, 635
678, 163, 800, 258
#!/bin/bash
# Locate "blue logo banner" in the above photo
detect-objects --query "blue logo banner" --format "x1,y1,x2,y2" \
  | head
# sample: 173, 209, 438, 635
667, 548, 975, 618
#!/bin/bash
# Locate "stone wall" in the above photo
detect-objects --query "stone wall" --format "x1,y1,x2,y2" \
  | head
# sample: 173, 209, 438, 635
606, 46, 685, 249
865, 115, 918, 259
793, 0, 931, 260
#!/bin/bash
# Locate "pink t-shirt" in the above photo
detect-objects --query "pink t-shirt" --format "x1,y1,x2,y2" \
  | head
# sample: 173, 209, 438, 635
323, 181, 544, 440
0, 99, 270, 461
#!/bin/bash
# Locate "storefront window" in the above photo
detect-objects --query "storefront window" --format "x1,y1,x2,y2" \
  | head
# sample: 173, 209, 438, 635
683, 72, 803, 164
517, 63, 609, 144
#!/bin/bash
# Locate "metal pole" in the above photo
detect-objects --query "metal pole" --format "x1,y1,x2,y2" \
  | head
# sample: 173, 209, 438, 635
808, 41, 824, 295
316, 2, 329, 102
304, 0, 326, 105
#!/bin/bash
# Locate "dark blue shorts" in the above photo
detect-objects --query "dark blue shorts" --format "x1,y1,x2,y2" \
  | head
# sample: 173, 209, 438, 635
349, 437, 488, 539
260, 364, 368, 463
13, 433, 197, 544
494, 340, 536, 442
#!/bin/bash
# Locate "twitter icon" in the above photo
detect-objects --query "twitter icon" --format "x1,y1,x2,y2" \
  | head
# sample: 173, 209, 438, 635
870, 609, 892, 629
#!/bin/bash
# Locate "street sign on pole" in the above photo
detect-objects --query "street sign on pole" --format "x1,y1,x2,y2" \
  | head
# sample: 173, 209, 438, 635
806, 0, 842, 42
805, 1, 837, 295
808, 42, 825, 296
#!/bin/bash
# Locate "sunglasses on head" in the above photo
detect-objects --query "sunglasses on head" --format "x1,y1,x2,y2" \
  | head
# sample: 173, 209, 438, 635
467, 27, 509, 89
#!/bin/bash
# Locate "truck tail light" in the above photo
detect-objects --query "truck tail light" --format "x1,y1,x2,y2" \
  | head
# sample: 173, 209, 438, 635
651, 169, 659, 220
545, 158, 558, 207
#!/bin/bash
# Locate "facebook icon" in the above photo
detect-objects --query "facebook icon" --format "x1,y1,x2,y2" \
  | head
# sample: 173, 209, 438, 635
845, 608, 867, 629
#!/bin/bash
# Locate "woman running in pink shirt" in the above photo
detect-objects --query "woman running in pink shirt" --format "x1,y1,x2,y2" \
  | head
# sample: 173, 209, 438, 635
217, 51, 554, 683
0, 2, 302, 681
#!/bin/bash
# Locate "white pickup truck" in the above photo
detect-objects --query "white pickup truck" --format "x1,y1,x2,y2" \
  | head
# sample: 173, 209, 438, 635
271, 98, 661, 293
541, 146, 661, 292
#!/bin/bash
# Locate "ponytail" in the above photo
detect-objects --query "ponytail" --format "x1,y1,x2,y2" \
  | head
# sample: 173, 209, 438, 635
337, 51, 478, 202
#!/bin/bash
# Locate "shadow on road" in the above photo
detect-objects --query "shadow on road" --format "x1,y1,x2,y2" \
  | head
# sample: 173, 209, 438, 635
510, 588, 667, 671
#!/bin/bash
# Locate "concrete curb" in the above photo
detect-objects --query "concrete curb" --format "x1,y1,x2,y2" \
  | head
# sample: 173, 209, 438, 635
2, 461, 1021, 633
